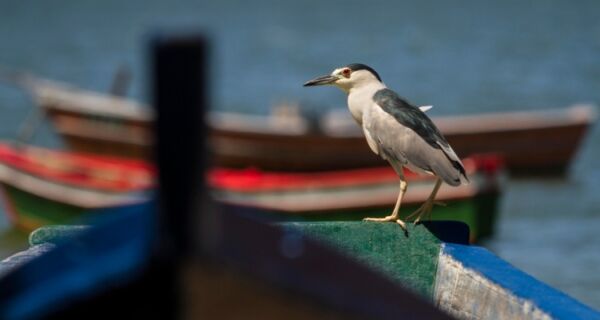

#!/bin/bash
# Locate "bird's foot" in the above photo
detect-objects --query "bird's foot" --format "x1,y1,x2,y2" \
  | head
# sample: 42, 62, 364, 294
407, 202, 434, 225
395, 218, 408, 232
363, 215, 408, 233
363, 214, 398, 222
407, 198, 446, 224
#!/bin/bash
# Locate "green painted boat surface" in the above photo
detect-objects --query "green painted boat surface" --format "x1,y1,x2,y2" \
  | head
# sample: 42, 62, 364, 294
255, 192, 498, 243
2, 185, 87, 231
29, 225, 91, 246
280, 222, 442, 298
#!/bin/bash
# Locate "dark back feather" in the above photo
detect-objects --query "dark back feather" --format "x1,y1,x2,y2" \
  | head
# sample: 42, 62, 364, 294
373, 88, 467, 181
373, 89, 449, 149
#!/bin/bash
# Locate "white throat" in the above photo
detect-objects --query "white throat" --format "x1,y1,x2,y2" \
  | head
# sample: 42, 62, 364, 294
345, 81, 387, 125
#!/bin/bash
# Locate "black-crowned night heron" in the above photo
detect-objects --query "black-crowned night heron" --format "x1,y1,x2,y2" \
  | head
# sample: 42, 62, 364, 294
304, 63, 468, 231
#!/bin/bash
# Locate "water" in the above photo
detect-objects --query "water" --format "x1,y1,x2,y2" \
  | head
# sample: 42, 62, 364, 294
0, 0, 599, 309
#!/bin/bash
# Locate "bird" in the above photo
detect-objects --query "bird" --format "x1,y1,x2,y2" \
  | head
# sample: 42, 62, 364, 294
304, 63, 468, 231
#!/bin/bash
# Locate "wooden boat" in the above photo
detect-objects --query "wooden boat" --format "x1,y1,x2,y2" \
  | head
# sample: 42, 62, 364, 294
23, 77, 597, 175
2, 184, 597, 320
3, 210, 599, 320
323, 106, 596, 175
0, 134, 501, 241
210, 155, 504, 242
0, 142, 154, 232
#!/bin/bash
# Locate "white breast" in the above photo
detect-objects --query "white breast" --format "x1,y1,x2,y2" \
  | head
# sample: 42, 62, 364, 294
346, 82, 386, 125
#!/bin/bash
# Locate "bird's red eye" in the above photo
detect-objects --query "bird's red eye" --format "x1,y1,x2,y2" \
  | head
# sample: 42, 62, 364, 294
342, 68, 351, 78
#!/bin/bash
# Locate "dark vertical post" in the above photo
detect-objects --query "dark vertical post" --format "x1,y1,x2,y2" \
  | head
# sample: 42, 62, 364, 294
0, 33, 211, 320
152, 33, 209, 258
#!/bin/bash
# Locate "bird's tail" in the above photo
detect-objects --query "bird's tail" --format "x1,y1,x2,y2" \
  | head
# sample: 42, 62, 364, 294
435, 141, 469, 186
458, 166, 470, 185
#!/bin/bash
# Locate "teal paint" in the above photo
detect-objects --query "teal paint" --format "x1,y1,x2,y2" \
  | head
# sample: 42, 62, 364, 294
280, 221, 442, 299
29, 225, 91, 246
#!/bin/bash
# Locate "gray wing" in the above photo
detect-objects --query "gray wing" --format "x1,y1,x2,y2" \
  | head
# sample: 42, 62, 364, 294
367, 89, 468, 186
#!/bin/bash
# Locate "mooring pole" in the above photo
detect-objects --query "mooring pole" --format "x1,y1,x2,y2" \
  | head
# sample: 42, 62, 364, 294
152, 33, 209, 259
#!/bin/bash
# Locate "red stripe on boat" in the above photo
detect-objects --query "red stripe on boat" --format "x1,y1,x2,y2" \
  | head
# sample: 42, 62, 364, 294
208, 154, 503, 192
0, 143, 155, 192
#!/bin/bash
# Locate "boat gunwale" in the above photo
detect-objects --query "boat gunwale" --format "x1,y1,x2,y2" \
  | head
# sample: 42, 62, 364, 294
0, 162, 147, 208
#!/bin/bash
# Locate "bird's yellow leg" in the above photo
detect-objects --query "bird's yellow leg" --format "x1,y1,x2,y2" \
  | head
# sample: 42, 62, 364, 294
364, 175, 407, 230
406, 178, 443, 224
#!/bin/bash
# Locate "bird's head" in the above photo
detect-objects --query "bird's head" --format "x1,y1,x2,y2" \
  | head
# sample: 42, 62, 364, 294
303, 63, 383, 93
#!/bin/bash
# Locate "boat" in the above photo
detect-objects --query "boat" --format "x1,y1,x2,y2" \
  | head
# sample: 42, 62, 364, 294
0, 135, 501, 241
322, 106, 596, 175
1, 157, 595, 319
2, 202, 599, 319
0, 142, 154, 232
210, 155, 503, 242
14, 76, 597, 174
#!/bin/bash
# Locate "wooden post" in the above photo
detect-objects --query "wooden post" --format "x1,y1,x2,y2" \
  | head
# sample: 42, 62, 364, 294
152, 33, 209, 259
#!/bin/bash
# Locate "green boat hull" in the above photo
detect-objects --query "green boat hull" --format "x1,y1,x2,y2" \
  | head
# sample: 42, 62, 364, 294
2, 180, 499, 242
255, 192, 499, 242
1, 184, 88, 233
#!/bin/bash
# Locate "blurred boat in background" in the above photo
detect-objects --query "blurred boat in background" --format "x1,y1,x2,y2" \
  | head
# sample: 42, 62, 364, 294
0, 136, 503, 241
21, 76, 594, 175
323, 105, 596, 175
210, 155, 504, 242
0, 142, 153, 232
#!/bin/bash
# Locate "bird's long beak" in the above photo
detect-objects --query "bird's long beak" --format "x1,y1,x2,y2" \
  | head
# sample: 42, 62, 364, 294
303, 74, 339, 87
